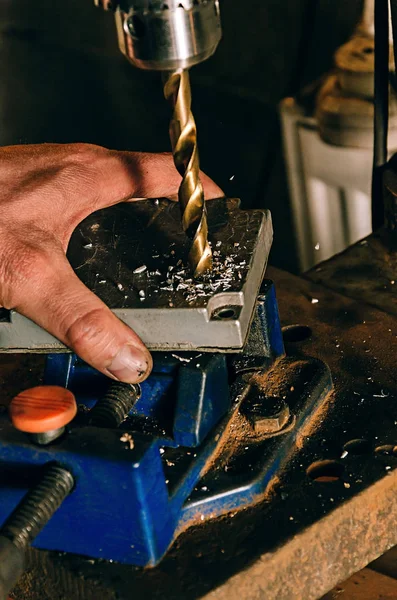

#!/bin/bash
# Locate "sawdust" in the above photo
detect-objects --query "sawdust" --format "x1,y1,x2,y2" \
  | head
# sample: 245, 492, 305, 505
249, 357, 304, 398
295, 390, 335, 451
11, 556, 116, 600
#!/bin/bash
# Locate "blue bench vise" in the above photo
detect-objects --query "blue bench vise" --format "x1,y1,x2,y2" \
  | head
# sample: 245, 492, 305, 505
0, 280, 332, 568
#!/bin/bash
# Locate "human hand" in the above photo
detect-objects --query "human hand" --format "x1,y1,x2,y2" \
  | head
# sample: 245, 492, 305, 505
0, 143, 222, 383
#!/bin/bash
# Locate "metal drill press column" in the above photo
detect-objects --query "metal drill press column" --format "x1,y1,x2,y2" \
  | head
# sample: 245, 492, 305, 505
164, 69, 212, 276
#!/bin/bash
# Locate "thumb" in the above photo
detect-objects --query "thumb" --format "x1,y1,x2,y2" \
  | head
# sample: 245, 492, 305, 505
10, 247, 152, 383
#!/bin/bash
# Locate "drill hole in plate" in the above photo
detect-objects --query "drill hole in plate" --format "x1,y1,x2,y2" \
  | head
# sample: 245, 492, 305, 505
343, 438, 371, 455
211, 306, 239, 320
282, 324, 312, 343
307, 459, 344, 482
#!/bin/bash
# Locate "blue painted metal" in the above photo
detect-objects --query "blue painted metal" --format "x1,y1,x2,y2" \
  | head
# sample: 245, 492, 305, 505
0, 281, 329, 567
257, 282, 285, 359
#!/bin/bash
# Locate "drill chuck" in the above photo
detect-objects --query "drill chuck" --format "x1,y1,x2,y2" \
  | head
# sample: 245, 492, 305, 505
96, 0, 222, 71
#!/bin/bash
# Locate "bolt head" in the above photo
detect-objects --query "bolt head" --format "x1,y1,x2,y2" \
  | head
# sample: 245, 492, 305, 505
252, 403, 290, 434
242, 389, 290, 434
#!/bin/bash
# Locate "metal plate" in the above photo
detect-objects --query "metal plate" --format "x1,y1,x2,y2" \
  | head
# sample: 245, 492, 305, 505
0, 198, 272, 352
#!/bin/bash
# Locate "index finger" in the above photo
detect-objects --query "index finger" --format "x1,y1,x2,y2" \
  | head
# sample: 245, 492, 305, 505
94, 150, 224, 209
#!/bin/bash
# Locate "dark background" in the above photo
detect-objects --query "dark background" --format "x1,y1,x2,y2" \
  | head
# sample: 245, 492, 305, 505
0, 0, 364, 271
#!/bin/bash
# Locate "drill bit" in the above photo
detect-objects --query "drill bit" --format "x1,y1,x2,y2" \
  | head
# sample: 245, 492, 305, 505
163, 69, 212, 278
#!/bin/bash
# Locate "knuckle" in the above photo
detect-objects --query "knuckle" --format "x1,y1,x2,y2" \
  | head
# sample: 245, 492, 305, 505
66, 143, 107, 162
57, 145, 112, 193
68, 144, 110, 173
63, 307, 114, 357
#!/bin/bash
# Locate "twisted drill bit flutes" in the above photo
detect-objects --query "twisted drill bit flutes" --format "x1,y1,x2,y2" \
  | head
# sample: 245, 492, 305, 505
163, 69, 212, 278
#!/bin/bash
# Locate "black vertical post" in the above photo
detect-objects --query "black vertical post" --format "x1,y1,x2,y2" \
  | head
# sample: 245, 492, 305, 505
372, 0, 390, 230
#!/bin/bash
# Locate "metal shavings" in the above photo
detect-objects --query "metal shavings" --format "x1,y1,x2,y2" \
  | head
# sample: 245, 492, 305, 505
344, 482, 351, 488
99, 280, 106, 284
140, 239, 249, 306
374, 390, 389, 398
172, 354, 191, 363
120, 433, 134, 450
311, 298, 319, 304
159, 448, 165, 455
229, 175, 235, 181
314, 243, 320, 250
83, 243, 93, 249
139, 290, 145, 298
117, 283, 124, 291
341, 450, 348, 459
154, 199, 160, 205
133, 265, 147, 275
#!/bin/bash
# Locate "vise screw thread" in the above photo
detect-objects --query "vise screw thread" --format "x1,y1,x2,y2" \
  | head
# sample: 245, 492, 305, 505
0, 465, 74, 552
89, 382, 140, 428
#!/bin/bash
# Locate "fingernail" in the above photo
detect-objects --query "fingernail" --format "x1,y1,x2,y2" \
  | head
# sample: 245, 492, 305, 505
107, 345, 151, 383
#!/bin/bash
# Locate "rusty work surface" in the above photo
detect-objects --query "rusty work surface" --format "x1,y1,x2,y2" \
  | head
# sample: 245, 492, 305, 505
321, 568, 397, 600
4, 265, 397, 600
307, 229, 397, 317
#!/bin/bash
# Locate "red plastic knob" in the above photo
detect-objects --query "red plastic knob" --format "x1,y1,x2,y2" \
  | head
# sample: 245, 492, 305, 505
9, 386, 77, 433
